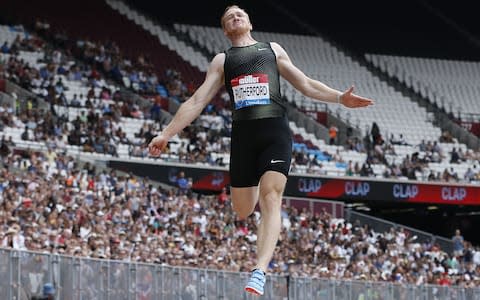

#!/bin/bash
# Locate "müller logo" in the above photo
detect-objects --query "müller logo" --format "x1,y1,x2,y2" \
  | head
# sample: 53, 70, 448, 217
239, 75, 260, 85
441, 187, 467, 201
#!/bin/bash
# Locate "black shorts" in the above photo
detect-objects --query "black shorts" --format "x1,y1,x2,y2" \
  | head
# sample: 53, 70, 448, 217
230, 116, 292, 187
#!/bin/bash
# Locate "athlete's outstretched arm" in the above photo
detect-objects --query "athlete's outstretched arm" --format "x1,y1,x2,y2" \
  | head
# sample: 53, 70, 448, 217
272, 42, 373, 108
149, 53, 225, 156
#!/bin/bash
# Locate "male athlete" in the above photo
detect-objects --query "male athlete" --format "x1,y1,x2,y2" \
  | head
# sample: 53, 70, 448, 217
149, 5, 373, 296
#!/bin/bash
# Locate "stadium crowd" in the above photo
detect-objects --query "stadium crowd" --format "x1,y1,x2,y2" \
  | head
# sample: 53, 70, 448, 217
0, 146, 480, 288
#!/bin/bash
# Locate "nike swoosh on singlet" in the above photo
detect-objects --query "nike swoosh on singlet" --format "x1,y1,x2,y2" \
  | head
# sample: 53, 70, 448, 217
258, 48, 268, 51
270, 159, 285, 164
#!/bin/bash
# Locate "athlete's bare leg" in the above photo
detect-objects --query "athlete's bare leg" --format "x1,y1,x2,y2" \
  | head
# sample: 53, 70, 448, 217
254, 171, 286, 272
231, 171, 286, 273
231, 186, 258, 219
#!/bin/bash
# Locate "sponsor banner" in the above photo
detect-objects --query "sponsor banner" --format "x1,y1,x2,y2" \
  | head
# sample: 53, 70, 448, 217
108, 160, 480, 205
286, 176, 480, 205
108, 160, 229, 192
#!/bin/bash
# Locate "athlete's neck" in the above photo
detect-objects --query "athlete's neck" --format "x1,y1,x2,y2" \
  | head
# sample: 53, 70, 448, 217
229, 33, 257, 48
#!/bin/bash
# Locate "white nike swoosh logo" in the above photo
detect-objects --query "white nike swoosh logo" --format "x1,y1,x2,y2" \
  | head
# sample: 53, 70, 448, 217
258, 48, 268, 51
270, 159, 285, 164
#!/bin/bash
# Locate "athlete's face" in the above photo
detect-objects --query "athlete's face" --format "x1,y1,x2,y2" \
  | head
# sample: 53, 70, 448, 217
222, 6, 252, 38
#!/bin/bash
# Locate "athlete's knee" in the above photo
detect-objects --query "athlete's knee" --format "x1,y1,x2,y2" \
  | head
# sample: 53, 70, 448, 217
259, 189, 282, 212
232, 200, 255, 220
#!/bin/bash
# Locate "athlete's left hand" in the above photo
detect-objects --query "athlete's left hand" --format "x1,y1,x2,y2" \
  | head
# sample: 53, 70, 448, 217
339, 86, 374, 108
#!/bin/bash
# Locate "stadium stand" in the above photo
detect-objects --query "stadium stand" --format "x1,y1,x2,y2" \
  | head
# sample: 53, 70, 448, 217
365, 54, 480, 120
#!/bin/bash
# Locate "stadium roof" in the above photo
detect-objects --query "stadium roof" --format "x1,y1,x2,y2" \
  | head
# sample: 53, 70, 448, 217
127, 0, 480, 60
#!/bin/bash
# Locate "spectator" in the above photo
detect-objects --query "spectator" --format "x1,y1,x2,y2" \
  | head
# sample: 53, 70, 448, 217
0, 135, 11, 157
370, 122, 381, 145
31, 282, 55, 300
218, 186, 229, 205
450, 147, 460, 163
176, 171, 190, 193
328, 124, 338, 145
452, 229, 464, 257
440, 130, 454, 143
345, 160, 357, 176
464, 167, 476, 182
1, 41, 9, 54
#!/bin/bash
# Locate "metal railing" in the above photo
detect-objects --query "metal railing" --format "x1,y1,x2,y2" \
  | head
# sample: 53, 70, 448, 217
2, 248, 479, 300
290, 277, 480, 300
1, 249, 287, 300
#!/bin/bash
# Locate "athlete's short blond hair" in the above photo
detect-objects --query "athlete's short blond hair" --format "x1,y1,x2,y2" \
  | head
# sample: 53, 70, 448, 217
221, 5, 250, 30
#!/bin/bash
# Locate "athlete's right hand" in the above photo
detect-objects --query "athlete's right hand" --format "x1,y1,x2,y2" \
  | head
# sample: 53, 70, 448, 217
148, 134, 169, 156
